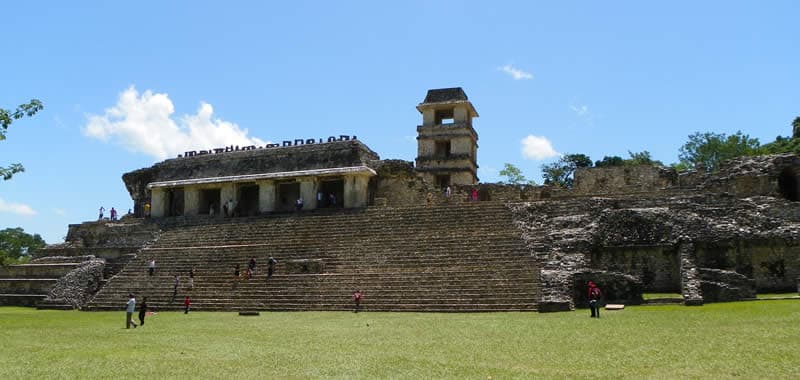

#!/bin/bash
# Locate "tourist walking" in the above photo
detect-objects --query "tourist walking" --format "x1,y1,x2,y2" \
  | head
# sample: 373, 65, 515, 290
295, 196, 304, 211
126, 293, 138, 329
98, 206, 105, 220
445, 186, 452, 198
352, 289, 363, 313
138, 297, 148, 326
588, 281, 603, 318
148, 259, 156, 276
172, 275, 180, 301
471, 188, 478, 202
267, 256, 278, 280
184, 296, 191, 314
247, 257, 257, 279
188, 268, 195, 290
110, 207, 117, 221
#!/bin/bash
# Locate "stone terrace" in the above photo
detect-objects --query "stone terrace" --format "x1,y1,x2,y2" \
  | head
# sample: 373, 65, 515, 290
87, 202, 540, 312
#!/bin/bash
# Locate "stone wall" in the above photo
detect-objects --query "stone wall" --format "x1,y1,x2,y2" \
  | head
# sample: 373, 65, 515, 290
573, 165, 678, 195
43, 258, 106, 309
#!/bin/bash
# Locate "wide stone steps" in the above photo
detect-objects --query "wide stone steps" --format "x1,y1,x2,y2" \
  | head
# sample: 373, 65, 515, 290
88, 202, 540, 311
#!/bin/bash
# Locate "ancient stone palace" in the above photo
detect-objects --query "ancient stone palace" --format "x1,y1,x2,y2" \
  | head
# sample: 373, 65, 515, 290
2, 87, 799, 312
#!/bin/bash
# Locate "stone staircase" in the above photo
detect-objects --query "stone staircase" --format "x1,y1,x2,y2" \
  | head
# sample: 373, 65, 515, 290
0, 263, 82, 306
87, 202, 541, 312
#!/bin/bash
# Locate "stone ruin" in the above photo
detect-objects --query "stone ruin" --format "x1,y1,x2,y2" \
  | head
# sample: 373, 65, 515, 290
1, 87, 798, 311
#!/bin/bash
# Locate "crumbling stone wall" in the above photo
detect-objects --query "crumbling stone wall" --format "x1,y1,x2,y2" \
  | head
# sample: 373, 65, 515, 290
43, 258, 106, 309
573, 165, 678, 195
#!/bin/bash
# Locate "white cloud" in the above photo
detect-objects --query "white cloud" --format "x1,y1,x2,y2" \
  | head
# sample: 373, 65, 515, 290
499, 64, 533, 80
521, 135, 559, 160
0, 198, 37, 216
53, 208, 66, 216
570, 104, 588, 117
83, 86, 267, 160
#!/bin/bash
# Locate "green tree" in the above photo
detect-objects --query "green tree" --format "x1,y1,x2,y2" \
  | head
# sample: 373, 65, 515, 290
541, 153, 592, 188
0, 227, 46, 265
792, 116, 800, 139
677, 131, 761, 172
499, 163, 536, 185
625, 150, 663, 166
594, 155, 624, 167
0, 99, 44, 180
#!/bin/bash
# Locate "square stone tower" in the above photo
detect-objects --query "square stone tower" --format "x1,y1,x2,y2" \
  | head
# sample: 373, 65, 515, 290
415, 87, 479, 187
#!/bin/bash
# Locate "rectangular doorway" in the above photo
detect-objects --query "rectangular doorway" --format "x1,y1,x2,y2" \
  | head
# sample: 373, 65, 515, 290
319, 178, 344, 208
277, 182, 300, 212
238, 184, 259, 216
199, 188, 221, 215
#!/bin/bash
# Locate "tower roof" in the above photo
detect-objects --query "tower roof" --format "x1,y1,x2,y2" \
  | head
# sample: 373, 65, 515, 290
421, 87, 469, 104
417, 87, 478, 117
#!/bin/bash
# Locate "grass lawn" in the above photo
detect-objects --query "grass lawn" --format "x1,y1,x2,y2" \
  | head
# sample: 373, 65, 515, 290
1, 301, 798, 379
642, 293, 683, 300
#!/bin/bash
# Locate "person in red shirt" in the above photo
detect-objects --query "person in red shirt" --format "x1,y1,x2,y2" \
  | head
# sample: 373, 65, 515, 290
588, 281, 602, 318
184, 296, 191, 314
352, 290, 363, 313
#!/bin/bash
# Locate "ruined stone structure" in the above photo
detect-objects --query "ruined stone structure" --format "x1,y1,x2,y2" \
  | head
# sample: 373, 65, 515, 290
2, 87, 798, 311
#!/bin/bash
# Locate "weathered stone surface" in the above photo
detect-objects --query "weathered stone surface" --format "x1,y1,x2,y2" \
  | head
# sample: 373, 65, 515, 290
509, 155, 800, 309
285, 259, 324, 274
43, 259, 106, 309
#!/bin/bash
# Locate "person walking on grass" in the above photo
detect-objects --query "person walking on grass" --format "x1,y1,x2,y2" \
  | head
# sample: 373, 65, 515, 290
588, 281, 603, 318
126, 293, 138, 329
352, 289, 363, 313
138, 297, 148, 326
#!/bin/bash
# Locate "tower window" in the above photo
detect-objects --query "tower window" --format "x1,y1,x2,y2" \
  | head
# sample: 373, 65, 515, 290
434, 141, 451, 158
434, 109, 454, 125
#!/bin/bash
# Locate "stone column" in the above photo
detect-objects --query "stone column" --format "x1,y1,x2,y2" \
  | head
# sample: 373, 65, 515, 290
258, 180, 276, 213
299, 178, 317, 210
220, 183, 236, 208
343, 174, 369, 208
150, 188, 166, 218
184, 186, 200, 216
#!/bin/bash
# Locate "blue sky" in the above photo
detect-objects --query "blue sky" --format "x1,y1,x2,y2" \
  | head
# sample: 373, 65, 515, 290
1, 1, 798, 243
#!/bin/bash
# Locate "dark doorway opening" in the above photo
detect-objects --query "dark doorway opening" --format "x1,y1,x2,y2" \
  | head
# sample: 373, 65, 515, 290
435, 174, 450, 189
277, 182, 300, 212
238, 184, 260, 216
319, 178, 344, 208
199, 188, 221, 215
778, 168, 799, 201
167, 188, 184, 216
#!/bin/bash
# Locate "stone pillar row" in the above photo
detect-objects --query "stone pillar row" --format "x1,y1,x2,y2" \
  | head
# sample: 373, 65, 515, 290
155, 174, 372, 217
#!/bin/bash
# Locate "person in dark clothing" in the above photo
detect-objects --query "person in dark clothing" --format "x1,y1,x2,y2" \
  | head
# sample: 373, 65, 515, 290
184, 296, 191, 314
588, 281, 603, 318
267, 256, 278, 280
247, 257, 256, 279
138, 297, 148, 326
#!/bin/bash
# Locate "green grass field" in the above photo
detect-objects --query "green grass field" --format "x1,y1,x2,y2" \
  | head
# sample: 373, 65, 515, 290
1, 301, 798, 379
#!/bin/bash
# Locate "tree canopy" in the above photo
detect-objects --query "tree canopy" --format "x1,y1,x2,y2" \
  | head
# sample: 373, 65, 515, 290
498, 163, 536, 185
0, 227, 46, 265
1, 99, 44, 180
541, 153, 592, 188
595, 150, 663, 167
677, 131, 760, 172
